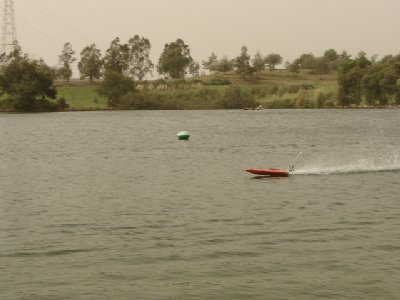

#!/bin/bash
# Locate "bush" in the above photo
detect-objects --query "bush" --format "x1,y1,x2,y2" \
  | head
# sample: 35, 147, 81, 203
268, 85, 279, 95
218, 86, 256, 109
57, 97, 69, 110
249, 86, 268, 98
0, 98, 11, 110
203, 78, 231, 85
97, 71, 135, 108
287, 85, 300, 94
117, 86, 255, 110
301, 83, 314, 90
313, 90, 337, 108
265, 98, 294, 109
119, 92, 159, 110
0, 54, 57, 112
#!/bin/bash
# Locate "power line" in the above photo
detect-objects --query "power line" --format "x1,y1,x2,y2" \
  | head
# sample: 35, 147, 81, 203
16, 15, 61, 46
23, 0, 93, 44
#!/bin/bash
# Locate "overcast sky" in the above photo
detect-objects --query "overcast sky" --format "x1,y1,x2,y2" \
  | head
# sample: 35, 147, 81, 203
10, 0, 400, 75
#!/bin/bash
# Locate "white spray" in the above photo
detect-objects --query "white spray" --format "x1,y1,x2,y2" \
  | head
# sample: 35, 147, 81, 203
293, 152, 400, 175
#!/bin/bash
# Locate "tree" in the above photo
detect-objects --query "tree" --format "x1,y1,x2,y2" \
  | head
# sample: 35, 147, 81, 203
356, 51, 371, 69
78, 44, 103, 82
58, 42, 76, 81
103, 37, 129, 74
312, 57, 329, 75
337, 53, 371, 107
338, 65, 363, 107
157, 39, 193, 79
340, 50, 351, 60
188, 61, 200, 77
202, 52, 219, 75
0, 54, 57, 111
344, 53, 400, 106
127, 35, 154, 80
361, 68, 381, 105
297, 53, 317, 69
380, 54, 395, 65
0, 41, 25, 65
285, 59, 300, 76
322, 49, 340, 71
264, 53, 282, 72
218, 56, 233, 73
97, 70, 135, 108
234, 46, 254, 78
375, 65, 399, 105
323, 49, 338, 62
252, 51, 265, 76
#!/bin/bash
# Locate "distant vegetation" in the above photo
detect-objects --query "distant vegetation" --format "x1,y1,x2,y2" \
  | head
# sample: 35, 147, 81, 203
0, 45, 67, 112
52, 70, 338, 110
1, 38, 400, 112
337, 52, 400, 107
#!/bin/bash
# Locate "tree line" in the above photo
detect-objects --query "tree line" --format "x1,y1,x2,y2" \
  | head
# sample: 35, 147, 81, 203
1, 36, 400, 111
57, 38, 284, 82
56, 37, 357, 81
337, 52, 400, 106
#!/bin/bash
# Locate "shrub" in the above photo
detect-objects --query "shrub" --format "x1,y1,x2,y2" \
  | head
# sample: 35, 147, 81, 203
268, 85, 279, 95
301, 83, 314, 90
287, 85, 300, 94
265, 98, 294, 109
117, 86, 255, 110
203, 78, 231, 85
313, 90, 337, 108
57, 97, 69, 110
218, 86, 256, 109
249, 86, 268, 98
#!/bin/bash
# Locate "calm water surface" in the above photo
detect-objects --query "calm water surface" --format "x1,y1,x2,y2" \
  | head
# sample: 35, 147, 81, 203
1, 110, 400, 299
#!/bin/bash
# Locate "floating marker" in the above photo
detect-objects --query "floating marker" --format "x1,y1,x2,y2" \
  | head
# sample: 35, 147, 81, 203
177, 131, 190, 140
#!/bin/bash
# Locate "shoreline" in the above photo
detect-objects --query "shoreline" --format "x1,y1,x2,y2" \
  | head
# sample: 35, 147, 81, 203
1, 105, 400, 113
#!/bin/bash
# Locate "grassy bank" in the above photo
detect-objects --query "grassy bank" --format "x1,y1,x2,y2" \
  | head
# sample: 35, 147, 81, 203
55, 81, 108, 110
53, 70, 339, 110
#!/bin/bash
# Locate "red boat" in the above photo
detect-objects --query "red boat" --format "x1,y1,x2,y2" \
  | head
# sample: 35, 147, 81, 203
245, 168, 290, 177
245, 152, 302, 178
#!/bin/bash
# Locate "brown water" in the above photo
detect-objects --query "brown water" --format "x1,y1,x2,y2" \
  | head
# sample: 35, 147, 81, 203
1, 110, 400, 299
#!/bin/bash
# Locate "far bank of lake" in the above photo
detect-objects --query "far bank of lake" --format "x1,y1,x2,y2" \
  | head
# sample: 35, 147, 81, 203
2, 70, 399, 112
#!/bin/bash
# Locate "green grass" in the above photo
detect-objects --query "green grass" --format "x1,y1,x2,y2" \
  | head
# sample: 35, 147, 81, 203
55, 81, 108, 109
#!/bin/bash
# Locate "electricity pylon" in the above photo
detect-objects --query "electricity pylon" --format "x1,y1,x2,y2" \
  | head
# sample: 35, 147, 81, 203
1, 0, 17, 54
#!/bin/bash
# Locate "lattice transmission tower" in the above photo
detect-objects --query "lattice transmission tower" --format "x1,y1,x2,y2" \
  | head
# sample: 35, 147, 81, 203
1, 0, 17, 54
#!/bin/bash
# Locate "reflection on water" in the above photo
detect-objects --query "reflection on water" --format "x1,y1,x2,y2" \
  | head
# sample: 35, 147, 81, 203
1, 110, 400, 300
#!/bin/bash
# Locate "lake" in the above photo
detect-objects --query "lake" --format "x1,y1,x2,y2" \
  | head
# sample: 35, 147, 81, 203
1, 109, 400, 299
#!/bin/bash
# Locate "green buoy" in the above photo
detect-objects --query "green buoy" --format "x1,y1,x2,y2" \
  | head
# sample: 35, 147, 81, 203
177, 131, 190, 140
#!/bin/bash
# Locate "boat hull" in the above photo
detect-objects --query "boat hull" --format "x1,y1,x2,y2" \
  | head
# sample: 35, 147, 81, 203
245, 168, 289, 177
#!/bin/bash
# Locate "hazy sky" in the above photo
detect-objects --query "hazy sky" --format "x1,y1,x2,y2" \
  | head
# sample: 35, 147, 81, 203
10, 0, 400, 74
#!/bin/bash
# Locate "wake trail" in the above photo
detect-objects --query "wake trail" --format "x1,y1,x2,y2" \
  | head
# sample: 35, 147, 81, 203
292, 155, 400, 176
293, 166, 400, 175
